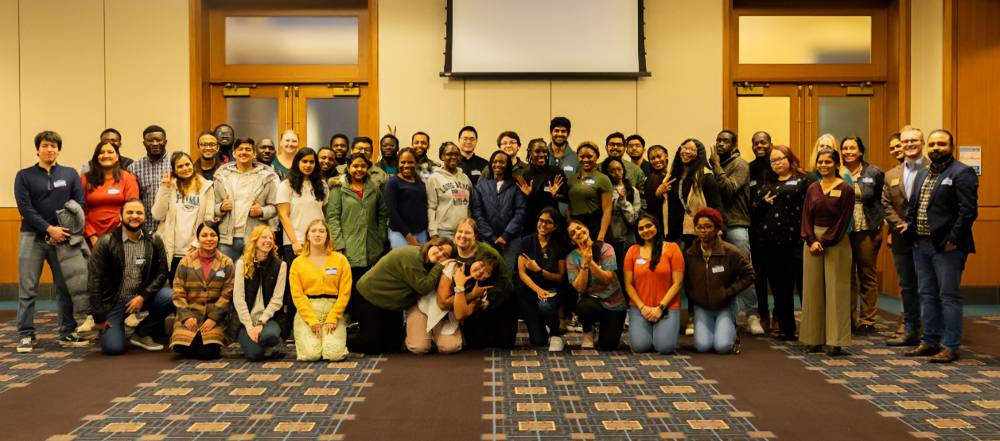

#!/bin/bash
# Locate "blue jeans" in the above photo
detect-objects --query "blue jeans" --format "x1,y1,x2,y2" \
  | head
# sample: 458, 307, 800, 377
237, 320, 282, 361
913, 239, 967, 352
220, 237, 245, 263
893, 250, 921, 335
726, 227, 758, 316
628, 307, 680, 354
17, 232, 76, 337
388, 229, 428, 249
693, 300, 738, 354
99, 287, 175, 355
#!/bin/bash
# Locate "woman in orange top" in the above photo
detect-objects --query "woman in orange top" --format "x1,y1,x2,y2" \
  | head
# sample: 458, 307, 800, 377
82, 141, 139, 246
623, 213, 685, 354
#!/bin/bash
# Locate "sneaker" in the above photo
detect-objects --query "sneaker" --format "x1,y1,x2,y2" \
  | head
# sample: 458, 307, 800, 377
685, 319, 695, 336
748, 314, 765, 335
58, 333, 89, 347
580, 332, 595, 349
76, 315, 96, 333
566, 316, 583, 333
129, 335, 164, 351
17, 337, 33, 353
548, 336, 565, 352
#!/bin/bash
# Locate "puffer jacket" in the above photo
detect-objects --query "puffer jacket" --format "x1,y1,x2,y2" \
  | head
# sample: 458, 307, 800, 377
55, 200, 90, 313
326, 175, 389, 268
213, 162, 278, 245
683, 238, 754, 310
471, 177, 526, 243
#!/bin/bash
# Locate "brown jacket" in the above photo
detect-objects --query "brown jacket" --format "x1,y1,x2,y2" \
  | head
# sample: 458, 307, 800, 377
683, 239, 755, 310
170, 249, 235, 349
882, 157, 927, 253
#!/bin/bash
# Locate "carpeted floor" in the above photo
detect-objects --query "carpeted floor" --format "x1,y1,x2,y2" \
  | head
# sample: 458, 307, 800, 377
0, 310, 997, 440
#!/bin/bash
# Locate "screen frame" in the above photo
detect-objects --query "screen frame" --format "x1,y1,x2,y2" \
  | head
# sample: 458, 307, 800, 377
441, 0, 650, 79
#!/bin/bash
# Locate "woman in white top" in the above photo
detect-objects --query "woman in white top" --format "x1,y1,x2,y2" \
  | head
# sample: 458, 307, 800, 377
405, 249, 498, 355
153, 151, 216, 281
233, 225, 286, 361
277, 148, 328, 263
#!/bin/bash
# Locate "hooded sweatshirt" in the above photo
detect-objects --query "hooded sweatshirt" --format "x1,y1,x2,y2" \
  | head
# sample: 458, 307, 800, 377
424, 166, 472, 237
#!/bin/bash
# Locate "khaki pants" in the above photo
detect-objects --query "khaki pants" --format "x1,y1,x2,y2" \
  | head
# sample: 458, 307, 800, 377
405, 305, 463, 355
849, 229, 883, 326
293, 298, 348, 361
800, 227, 853, 347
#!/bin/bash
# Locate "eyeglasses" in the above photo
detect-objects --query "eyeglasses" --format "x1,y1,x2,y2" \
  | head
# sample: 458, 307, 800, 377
770, 156, 787, 164
199, 142, 218, 148
694, 224, 715, 231
459, 137, 477, 143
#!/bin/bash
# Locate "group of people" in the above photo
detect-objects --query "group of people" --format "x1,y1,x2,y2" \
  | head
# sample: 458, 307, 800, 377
13, 116, 978, 363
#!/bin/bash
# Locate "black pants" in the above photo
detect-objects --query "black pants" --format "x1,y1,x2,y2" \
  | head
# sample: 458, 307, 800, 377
168, 256, 183, 284
576, 296, 626, 350
761, 242, 800, 337
573, 211, 603, 241
462, 297, 519, 349
174, 333, 221, 360
751, 238, 771, 322
346, 293, 404, 355
278, 245, 298, 339
517, 287, 565, 347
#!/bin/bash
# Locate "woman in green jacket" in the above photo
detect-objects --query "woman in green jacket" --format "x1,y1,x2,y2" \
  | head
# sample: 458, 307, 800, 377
326, 153, 389, 283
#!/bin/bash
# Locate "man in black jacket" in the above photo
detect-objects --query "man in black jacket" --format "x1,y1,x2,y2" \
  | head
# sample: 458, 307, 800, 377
902, 129, 978, 363
89, 199, 174, 355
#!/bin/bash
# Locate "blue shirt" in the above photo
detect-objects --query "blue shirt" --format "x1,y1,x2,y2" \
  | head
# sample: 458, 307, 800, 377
14, 163, 85, 234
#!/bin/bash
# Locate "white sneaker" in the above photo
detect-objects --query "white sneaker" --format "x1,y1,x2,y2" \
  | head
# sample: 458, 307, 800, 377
76, 315, 96, 333
580, 332, 595, 349
17, 337, 33, 353
129, 335, 164, 351
548, 336, 565, 352
685, 320, 695, 336
748, 314, 765, 335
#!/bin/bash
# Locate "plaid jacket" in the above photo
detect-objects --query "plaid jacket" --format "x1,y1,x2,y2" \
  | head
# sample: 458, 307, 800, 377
169, 249, 234, 349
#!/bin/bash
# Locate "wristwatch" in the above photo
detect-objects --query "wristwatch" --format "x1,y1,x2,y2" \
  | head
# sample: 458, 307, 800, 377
454, 285, 466, 293
658, 304, 667, 312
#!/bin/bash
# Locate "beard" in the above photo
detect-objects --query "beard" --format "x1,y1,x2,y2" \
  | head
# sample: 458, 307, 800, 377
123, 221, 143, 232
928, 150, 952, 163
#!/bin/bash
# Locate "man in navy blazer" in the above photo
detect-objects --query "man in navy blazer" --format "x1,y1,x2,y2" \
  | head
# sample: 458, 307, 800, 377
899, 129, 978, 363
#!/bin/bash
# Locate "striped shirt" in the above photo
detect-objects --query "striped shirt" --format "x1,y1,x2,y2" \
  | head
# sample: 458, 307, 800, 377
128, 155, 171, 231
118, 230, 147, 303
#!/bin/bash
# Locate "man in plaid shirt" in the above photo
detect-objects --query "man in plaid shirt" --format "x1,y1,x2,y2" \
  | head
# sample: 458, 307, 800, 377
128, 125, 171, 232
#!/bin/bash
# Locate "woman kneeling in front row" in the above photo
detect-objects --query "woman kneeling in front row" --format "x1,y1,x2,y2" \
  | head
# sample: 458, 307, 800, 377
685, 208, 755, 354
289, 219, 351, 361
406, 251, 498, 354
624, 214, 685, 354
567, 220, 627, 350
233, 225, 286, 361
170, 222, 233, 360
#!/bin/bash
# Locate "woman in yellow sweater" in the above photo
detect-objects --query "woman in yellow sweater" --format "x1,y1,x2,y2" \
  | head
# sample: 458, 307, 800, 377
289, 219, 352, 361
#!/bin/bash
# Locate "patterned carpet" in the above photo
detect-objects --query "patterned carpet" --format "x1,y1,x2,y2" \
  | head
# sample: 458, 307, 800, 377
0, 311, 95, 394
765, 316, 1000, 440
54, 356, 383, 440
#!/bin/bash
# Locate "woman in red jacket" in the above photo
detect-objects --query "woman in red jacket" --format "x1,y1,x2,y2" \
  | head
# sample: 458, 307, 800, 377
82, 141, 139, 246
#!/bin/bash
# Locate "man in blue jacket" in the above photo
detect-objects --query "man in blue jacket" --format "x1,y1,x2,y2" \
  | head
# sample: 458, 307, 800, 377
901, 129, 978, 363
14, 131, 89, 353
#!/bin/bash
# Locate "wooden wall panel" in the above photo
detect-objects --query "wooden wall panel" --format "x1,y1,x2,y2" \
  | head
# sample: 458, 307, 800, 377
464, 80, 550, 158
105, 0, 191, 159
0, 0, 20, 208
18, 0, 105, 174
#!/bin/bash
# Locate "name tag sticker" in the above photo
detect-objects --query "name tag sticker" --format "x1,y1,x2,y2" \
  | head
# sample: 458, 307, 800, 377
53, 179, 67, 188
711, 265, 725, 274
107, 187, 121, 195
891, 178, 900, 186
635, 257, 648, 265
470, 170, 481, 176
829, 189, 842, 197
325, 268, 338, 275
135, 257, 145, 265
941, 177, 953, 186
862, 177, 875, 184
563, 165, 574, 172
543, 186, 552, 192
785, 180, 798, 186
584, 178, 596, 186
215, 270, 226, 277
749, 180, 758, 187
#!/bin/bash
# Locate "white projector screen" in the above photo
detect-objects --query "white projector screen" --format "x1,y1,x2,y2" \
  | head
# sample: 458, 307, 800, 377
444, 0, 647, 77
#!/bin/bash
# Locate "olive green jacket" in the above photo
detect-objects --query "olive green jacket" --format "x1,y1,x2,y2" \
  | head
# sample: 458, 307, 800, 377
325, 176, 388, 267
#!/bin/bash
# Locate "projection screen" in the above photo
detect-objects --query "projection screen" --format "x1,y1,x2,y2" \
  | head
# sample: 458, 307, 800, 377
443, 0, 648, 78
